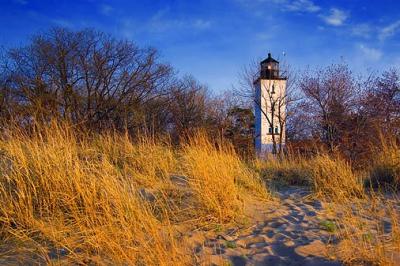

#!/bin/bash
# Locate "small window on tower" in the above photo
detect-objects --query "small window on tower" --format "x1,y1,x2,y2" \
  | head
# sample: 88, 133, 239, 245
269, 127, 273, 134
275, 127, 279, 134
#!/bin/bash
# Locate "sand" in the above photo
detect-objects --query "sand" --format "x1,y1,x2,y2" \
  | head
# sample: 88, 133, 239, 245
191, 187, 344, 265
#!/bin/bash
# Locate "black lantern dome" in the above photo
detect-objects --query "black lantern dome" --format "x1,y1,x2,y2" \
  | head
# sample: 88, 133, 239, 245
260, 53, 281, 79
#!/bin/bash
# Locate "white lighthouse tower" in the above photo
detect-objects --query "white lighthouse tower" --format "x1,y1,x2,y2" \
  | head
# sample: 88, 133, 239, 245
254, 53, 287, 155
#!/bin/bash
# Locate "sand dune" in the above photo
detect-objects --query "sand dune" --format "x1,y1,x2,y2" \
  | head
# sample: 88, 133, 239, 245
189, 186, 400, 265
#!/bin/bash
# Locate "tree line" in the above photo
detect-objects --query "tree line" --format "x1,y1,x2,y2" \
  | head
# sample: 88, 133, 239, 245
0, 28, 237, 143
237, 56, 399, 164
1, 28, 399, 163
286, 64, 399, 165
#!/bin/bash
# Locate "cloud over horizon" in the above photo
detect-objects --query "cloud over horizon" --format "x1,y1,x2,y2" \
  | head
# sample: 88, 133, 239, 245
321, 8, 348, 26
359, 44, 383, 61
379, 20, 400, 41
1, 0, 400, 92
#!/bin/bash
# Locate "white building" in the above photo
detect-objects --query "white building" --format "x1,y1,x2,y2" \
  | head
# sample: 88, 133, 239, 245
254, 53, 287, 155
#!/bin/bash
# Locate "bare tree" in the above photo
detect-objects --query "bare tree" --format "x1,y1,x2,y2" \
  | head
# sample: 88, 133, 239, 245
1, 28, 174, 133
297, 64, 358, 152
363, 68, 400, 137
167, 76, 209, 141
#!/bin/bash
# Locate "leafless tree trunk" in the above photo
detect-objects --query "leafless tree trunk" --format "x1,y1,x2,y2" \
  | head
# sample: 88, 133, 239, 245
1, 28, 174, 133
297, 64, 358, 153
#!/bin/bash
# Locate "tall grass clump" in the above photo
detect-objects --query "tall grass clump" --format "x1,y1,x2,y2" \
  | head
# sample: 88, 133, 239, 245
254, 153, 364, 200
0, 123, 272, 264
254, 156, 312, 186
182, 134, 269, 223
0, 123, 187, 265
368, 138, 400, 190
91, 133, 178, 191
308, 154, 364, 200
333, 194, 400, 265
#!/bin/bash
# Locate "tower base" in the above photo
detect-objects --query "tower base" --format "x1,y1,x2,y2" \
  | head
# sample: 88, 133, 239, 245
256, 143, 285, 158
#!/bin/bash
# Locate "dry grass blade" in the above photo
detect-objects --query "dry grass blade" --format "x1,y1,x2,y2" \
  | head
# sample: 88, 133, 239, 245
0, 123, 271, 264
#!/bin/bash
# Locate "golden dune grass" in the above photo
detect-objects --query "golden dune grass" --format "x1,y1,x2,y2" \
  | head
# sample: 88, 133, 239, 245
182, 134, 269, 223
0, 124, 187, 265
256, 152, 399, 265
0, 123, 269, 264
308, 154, 364, 200
0, 122, 398, 265
369, 138, 400, 190
334, 194, 400, 266
254, 156, 312, 186
332, 142, 400, 265
255, 154, 364, 200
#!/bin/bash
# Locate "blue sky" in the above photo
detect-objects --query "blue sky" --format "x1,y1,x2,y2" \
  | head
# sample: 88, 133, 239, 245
1, 0, 400, 92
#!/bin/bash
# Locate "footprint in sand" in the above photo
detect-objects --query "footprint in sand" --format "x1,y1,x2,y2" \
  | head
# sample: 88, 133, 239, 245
198, 186, 342, 266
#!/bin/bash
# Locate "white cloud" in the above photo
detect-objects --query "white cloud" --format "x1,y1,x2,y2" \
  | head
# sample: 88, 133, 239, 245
379, 20, 400, 41
359, 44, 383, 61
321, 8, 348, 26
351, 23, 372, 38
100, 4, 114, 16
147, 9, 212, 32
236, 0, 320, 13
285, 0, 320, 13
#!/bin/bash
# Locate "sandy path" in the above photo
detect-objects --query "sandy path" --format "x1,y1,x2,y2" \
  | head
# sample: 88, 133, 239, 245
195, 187, 342, 265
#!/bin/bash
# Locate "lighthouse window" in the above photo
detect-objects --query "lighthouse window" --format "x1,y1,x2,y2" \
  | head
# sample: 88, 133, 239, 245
269, 127, 273, 134
275, 127, 279, 134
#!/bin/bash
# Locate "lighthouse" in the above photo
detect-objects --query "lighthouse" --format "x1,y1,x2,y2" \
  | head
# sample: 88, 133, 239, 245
254, 53, 287, 155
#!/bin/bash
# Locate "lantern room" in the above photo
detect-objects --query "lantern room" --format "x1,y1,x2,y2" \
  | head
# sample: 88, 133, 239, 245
260, 53, 280, 79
